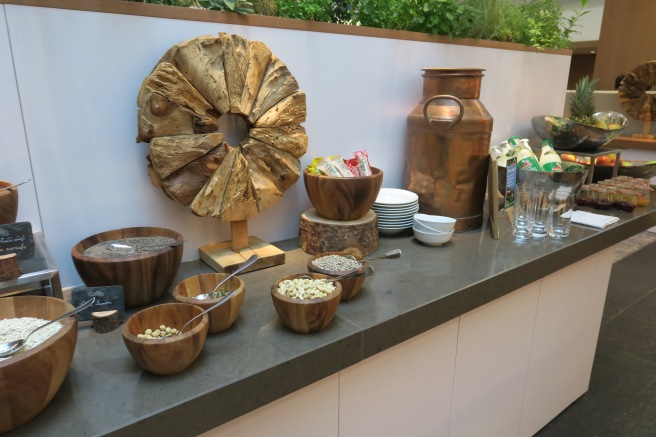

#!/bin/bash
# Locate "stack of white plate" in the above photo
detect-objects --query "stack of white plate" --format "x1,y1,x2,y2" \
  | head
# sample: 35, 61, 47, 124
372, 188, 419, 235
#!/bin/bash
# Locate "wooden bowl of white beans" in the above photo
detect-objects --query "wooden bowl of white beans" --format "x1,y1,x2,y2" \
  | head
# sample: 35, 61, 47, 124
307, 252, 368, 301
271, 273, 342, 333
121, 303, 208, 375
0, 296, 78, 433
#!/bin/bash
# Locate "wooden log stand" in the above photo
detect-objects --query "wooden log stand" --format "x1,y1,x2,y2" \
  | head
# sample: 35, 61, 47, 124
91, 310, 120, 333
0, 253, 22, 282
199, 219, 285, 273
299, 209, 378, 256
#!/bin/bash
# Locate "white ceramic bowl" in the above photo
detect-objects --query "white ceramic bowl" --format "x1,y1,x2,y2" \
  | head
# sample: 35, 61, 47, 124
413, 227, 454, 246
413, 214, 456, 233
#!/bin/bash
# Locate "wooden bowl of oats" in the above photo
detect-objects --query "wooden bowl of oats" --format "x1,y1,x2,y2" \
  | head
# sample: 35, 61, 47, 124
307, 252, 369, 301
0, 296, 78, 433
71, 227, 184, 308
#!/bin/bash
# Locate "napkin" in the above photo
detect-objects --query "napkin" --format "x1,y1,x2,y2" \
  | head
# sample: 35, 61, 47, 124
570, 210, 620, 229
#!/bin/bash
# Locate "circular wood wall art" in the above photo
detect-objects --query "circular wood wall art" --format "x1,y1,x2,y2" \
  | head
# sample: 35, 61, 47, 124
618, 60, 656, 121
137, 33, 308, 221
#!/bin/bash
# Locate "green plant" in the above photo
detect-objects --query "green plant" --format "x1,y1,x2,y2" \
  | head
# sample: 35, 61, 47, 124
194, 0, 255, 13
276, 0, 333, 22
252, 0, 278, 15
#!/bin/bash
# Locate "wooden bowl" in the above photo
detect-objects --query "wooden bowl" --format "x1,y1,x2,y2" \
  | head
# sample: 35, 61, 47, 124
0, 296, 78, 433
307, 252, 368, 301
172, 273, 245, 334
303, 167, 383, 221
271, 273, 342, 333
121, 303, 208, 375
71, 227, 184, 308
0, 180, 19, 224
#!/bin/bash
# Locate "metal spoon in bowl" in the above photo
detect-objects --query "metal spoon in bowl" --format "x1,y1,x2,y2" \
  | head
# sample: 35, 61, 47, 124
193, 254, 259, 301
109, 240, 187, 252
300, 265, 375, 283
176, 290, 237, 336
0, 297, 96, 359
346, 248, 402, 262
0, 179, 31, 191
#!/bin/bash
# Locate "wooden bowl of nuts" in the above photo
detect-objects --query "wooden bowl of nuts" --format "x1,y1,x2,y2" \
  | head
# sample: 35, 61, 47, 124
307, 252, 368, 301
121, 303, 208, 375
0, 296, 78, 433
271, 273, 342, 334
171, 273, 245, 334
71, 227, 184, 308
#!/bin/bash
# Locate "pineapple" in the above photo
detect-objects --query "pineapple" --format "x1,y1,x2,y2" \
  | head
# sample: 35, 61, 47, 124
568, 75, 600, 127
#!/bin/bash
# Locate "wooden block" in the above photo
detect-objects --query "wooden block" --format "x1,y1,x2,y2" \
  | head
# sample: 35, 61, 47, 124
0, 253, 22, 281
199, 236, 285, 273
231, 220, 249, 251
91, 310, 120, 333
299, 208, 378, 256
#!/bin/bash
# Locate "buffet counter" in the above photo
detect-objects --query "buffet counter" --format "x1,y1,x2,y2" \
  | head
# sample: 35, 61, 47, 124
10, 201, 656, 437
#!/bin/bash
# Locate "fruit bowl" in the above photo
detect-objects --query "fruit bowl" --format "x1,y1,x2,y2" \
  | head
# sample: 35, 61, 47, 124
532, 112, 627, 151
589, 161, 656, 182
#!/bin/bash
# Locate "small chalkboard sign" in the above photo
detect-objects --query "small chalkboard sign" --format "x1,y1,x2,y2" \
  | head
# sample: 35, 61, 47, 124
0, 222, 35, 260
72, 285, 125, 321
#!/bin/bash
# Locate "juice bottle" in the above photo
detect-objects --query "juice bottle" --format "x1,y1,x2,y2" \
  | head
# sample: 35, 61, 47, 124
538, 139, 563, 172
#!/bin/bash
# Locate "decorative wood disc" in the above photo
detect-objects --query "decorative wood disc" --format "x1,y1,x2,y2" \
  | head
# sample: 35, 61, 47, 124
618, 61, 656, 122
137, 33, 308, 221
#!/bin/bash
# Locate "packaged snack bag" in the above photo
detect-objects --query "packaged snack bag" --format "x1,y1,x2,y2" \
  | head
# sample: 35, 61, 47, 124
306, 157, 323, 175
354, 150, 372, 176
344, 158, 360, 176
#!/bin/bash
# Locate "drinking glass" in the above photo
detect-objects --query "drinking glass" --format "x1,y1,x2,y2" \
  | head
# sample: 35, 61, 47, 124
548, 193, 574, 239
513, 185, 536, 240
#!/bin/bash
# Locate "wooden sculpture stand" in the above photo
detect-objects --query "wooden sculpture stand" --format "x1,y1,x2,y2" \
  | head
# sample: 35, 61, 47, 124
632, 120, 654, 140
199, 220, 285, 273
298, 209, 378, 256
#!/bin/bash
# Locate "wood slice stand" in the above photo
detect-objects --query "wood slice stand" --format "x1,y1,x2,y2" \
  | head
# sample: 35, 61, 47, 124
199, 220, 285, 273
299, 209, 378, 256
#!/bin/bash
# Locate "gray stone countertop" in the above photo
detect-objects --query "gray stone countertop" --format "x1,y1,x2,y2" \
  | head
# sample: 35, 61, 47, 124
10, 202, 656, 437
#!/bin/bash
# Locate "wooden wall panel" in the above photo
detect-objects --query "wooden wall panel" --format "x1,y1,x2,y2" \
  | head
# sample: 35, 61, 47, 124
594, 0, 656, 89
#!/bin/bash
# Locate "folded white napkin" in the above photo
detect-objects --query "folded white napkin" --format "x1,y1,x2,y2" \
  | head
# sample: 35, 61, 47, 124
571, 210, 620, 229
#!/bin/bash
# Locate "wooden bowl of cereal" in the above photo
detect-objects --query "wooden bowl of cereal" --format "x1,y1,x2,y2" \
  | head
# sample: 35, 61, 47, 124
271, 273, 342, 334
121, 303, 208, 375
0, 296, 78, 433
307, 252, 369, 301
171, 273, 245, 334
71, 227, 184, 308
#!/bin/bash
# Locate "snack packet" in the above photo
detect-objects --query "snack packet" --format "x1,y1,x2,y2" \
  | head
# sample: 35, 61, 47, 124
354, 150, 372, 176
306, 157, 322, 175
317, 155, 354, 177
344, 158, 360, 177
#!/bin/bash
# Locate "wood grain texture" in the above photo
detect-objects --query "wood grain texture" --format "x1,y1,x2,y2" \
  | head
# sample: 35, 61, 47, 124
198, 236, 285, 273
160, 34, 231, 115
253, 89, 306, 127
299, 209, 378, 256
91, 310, 120, 333
247, 55, 299, 125
121, 303, 208, 375
307, 252, 369, 301
149, 132, 224, 179
271, 273, 342, 333
172, 273, 245, 334
248, 125, 308, 159
0, 181, 18, 225
0, 296, 77, 434
70, 227, 184, 308
0, 253, 22, 281
303, 167, 383, 221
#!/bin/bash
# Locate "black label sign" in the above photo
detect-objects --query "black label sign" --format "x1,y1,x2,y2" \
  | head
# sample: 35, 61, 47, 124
72, 286, 125, 321
0, 222, 35, 260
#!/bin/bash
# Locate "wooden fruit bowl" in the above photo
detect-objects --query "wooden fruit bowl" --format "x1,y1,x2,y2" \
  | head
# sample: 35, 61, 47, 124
0, 296, 78, 433
306, 252, 368, 301
172, 273, 245, 334
0, 180, 19, 224
303, 167, 383, 221
271, 273, 342, 333
71, 227, 184, 308
121, 303, 208, 375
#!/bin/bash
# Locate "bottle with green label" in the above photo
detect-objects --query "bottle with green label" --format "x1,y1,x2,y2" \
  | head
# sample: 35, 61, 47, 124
513, 138, 541, 171
538, 139, 564, 172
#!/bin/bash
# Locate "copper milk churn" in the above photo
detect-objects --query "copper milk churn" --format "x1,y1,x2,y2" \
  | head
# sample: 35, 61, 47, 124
404, 68, 493, 231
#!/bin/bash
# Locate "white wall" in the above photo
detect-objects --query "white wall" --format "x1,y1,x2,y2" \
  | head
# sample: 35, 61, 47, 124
562, 0, 605, 42
0, 5, 572, 288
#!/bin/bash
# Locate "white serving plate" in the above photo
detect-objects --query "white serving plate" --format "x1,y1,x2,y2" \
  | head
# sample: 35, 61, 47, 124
378, 225, 412, 235
374, 208, 419, 219
378, 219, 415, 227
374, 188, 419, 206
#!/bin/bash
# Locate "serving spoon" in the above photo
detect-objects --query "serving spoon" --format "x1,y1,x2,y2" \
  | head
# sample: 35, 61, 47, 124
0, 297, 96, 359
176, 290, 237, 336
193, 254, 259, 301
109, 240, 187, 251
346, 248, 402, 262
0, 179, 31, 191
300, 265, 375, 283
